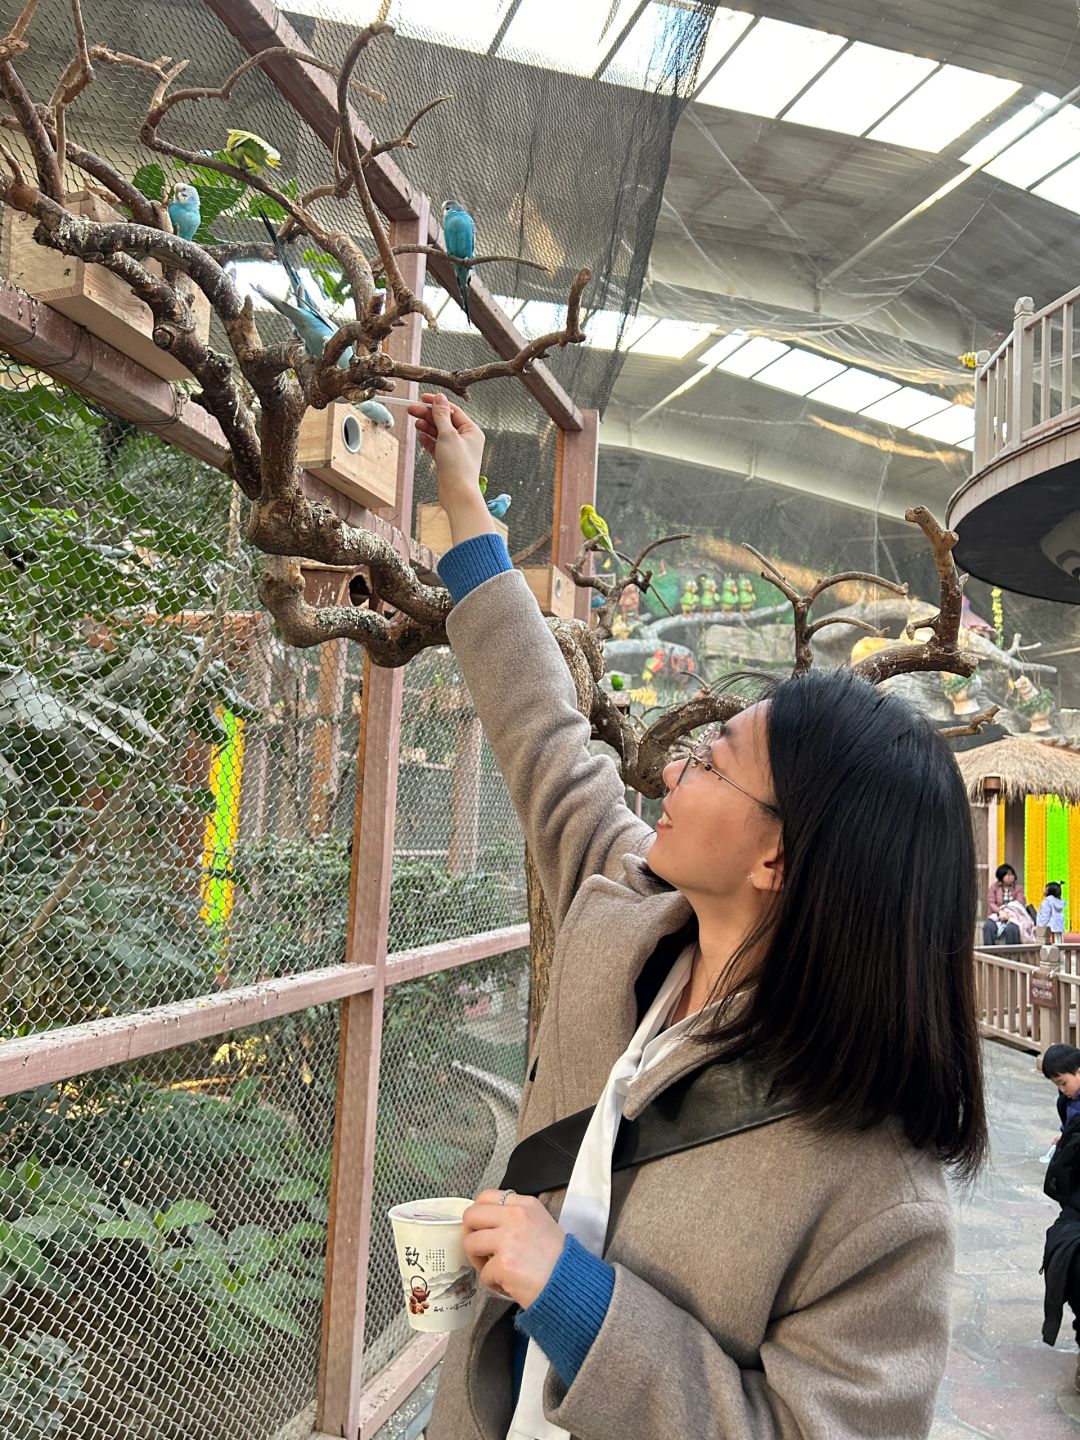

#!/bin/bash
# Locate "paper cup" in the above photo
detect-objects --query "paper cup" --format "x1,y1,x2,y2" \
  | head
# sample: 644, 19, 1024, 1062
387, 1196, 477, 1333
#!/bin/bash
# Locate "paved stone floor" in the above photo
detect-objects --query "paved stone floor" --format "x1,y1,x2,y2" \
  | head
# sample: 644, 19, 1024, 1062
932, 1040, 1080, 1438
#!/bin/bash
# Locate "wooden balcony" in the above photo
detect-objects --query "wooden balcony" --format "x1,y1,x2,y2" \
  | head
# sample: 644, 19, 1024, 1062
948, 290, 1080, 602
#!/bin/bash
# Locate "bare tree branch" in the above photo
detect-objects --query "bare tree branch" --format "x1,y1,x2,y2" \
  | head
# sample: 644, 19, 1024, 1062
939, 705, 1000, 739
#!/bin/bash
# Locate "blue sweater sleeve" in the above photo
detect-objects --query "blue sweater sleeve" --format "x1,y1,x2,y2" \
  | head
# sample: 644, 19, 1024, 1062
437, 532, 514, 603
512, 1234, 615, 1391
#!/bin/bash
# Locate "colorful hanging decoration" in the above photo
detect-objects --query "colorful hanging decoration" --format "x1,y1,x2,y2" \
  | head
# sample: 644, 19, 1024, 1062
1025, 795, 1048, 906
1068, 806, 1080, 932
991, 587, 1004, 649
1047, 797, 1069, 913
200, 708, 246, 938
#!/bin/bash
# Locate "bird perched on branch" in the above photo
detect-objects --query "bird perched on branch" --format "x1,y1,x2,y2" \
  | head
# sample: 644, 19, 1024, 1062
580, 503, 619, 569
485, 493, 512, 520
958, 352, 979, 369
224, 129, 281, 175
442, 200, 475, 324
358, 399, 394, 427
255, 215, 351, 368
167, 183, 201, 240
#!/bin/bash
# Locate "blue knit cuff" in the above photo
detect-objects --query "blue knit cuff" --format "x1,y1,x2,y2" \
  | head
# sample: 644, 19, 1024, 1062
514, 1234, 615, 1389
437, 532, 513, 603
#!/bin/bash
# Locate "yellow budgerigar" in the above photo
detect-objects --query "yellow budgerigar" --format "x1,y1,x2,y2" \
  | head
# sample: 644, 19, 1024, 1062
580, 503, 620, 571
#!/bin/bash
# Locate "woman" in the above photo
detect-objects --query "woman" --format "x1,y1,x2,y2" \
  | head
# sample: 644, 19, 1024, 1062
412, 394, 987, 1440
988, 862, 1026, 916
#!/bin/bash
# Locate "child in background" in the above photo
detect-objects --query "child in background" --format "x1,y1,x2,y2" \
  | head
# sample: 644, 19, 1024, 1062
1040, 1044, 1080, 1390
1038, 881, 1066, 944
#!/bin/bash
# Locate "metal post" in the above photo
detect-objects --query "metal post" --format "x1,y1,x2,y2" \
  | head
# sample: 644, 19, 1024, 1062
317, 205, 429, 1440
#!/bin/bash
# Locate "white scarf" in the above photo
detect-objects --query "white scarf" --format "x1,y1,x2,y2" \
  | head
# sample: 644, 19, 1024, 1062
506, 944, 698, 1440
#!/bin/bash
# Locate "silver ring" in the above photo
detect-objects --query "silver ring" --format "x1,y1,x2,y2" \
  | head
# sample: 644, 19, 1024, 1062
498, 1188, 516, 1206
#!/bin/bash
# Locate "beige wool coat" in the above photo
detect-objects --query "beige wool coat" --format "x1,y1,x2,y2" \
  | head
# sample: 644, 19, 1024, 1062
427, 569, 954, 1440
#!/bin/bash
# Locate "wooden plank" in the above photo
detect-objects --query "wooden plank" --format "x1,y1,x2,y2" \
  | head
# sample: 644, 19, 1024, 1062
318, 206, 424, 1440
355, 1333, 448, 1440
0, 920, 529, 1110
1041, 315, 1051, 424
200, 0, 583, 432
553, 408, 600, 620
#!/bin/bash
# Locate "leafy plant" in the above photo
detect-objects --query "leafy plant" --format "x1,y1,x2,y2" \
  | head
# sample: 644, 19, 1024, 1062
0, 1331, 87, 1439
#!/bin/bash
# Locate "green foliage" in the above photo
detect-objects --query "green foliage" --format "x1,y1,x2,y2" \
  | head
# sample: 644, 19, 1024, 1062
0, 1331, 87, 1439
132, 157, 302, 246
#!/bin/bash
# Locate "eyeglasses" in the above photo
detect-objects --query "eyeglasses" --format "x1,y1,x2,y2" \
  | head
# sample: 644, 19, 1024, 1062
676, 728, 781, 820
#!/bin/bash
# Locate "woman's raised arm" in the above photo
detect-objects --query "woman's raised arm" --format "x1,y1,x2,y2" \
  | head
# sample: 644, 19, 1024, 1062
411, 396, 654, 929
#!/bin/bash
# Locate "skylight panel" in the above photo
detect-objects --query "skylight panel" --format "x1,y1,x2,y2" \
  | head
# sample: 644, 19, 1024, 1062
963, 93, 1056, 167
436, 297, 475, 332
601, 3, 693, 92
501, 0, 639, 76
907, 404, 976, 445
423, 286, 449, 319
694, 8, 756, 89
859, 386, 953, 427
696, 333, 749, 367
716, 336, 790, 377
751, 349, 846, 395
868, 66, 1021, 153
968, 94, 1080, 188
516, 301, 570, 340
695, 18, 846, 119
783, 42, 936, 136
1031, 154, 1080, 214
628, 319, 714, 358
807, 368, 900, 411
383, 0, 513, 52
583, 310, 659, 349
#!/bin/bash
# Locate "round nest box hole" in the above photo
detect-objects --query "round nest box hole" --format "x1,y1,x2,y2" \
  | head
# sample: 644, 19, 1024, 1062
342, 413, 363, 453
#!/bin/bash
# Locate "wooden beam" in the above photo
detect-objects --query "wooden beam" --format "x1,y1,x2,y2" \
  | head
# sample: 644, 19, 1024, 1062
0, 280, 442, 577
200, 0, 584, 431
553, 407, 600, 620
354, 1333, 448, 1440
318, 206, 424, 1440
0, 926, 528, 1099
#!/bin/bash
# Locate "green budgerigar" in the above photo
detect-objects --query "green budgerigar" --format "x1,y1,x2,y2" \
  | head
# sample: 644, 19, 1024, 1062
224, 129, 281, 175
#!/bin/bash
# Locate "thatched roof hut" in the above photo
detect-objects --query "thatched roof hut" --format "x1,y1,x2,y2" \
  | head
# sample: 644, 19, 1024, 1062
956, 737, 1080, 804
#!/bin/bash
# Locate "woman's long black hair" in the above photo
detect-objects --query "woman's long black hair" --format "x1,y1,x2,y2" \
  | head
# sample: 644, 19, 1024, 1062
692, 666, 988, 1183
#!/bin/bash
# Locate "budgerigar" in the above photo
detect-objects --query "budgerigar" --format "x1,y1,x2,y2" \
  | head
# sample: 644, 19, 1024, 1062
224, 129, 281, 175
442, 200, 475, 323
485, 493, 512, 520
358, 399, 394, 428
478, 474, 490, 496
256, 215, 351, 368
579, 503, 617, 558
167, 183, 202, 240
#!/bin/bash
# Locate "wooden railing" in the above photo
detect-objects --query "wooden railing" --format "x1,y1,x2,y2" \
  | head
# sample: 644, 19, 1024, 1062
974, 943, 1080, 1052
974, 288, 1080, 469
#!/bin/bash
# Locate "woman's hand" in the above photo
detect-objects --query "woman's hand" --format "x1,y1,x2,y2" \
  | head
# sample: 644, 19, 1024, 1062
408, 393, 492, 545
462, 1190, 568, 1309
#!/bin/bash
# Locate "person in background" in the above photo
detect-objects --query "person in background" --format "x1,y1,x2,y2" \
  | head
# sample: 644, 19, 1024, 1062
1040, 1043, 1080, 1389
988, 862, 1026, 915
1038, 881, 1066, 944
982, 907, 1022, 947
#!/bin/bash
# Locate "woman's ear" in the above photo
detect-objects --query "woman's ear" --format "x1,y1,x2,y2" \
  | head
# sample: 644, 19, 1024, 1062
751, 843, 784, 894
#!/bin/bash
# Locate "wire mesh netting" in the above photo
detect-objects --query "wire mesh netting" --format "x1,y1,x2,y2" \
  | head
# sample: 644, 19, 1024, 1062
0, 1006, 341, 1440
0, 361, 371, 1038
364, 947, 529, 1383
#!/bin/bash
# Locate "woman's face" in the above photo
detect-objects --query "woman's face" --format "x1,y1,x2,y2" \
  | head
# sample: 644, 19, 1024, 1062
649, 702, 781, 901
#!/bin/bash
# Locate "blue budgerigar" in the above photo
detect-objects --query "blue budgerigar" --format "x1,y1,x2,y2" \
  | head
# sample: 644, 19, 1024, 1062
442, 199, 475, 324
357, 399, 394, 428
167, 183, 202, 241
256, 215, 351, 368
485, 493, 512, 520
